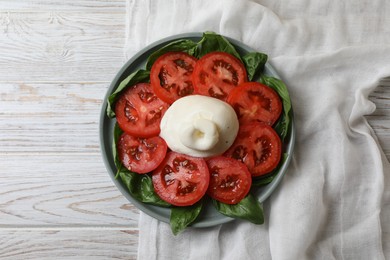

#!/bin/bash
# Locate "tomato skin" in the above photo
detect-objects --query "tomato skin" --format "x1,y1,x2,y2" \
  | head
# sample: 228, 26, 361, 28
152, 152, 210, 206
227, 82, 282, 126
225, 122, 282, 177
115, 83, 169, 138
206, 157, 252, 204
150, 52, 198, 104
117, 133, 168, 174
192, 51, 247, 101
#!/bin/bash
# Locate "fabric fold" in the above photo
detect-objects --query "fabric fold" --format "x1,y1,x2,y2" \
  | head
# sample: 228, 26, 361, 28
124, 0, 390, 259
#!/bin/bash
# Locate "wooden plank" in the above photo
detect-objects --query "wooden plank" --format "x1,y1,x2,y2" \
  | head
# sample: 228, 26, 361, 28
0, 0, 125, 12
0, 83, 105, 153
0, 11, 125, 82
0, 153, 139, 227
0, 229, 138, 260
0, 1, 140, 258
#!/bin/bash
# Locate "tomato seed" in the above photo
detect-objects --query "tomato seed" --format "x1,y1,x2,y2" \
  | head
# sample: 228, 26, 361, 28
128, 145, 142, 161
173, 158, 198, 172
158, 67, 172, 88
124, 101, 138, 123
177, 181, 196, 195
219, 175, 240, 191
173, 59, 194, 72
176, 81, 194, 97
247, 90, 271, 111
232, 145, 247, 162
212, 59, 239, 85
145, 109, 162, 126
208, 86, 227, 100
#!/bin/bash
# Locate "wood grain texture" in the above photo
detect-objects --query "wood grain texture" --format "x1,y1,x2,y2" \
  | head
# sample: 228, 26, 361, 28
0, 229, 138, 260
1, 0, 125, 12
0, 11, 125, 82
0, 153, 138, 227
1, 83, 105, 153
0, 2, 139, 258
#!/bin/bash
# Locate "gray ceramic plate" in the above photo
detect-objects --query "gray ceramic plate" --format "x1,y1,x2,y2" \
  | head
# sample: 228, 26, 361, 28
99, 33, 295, 228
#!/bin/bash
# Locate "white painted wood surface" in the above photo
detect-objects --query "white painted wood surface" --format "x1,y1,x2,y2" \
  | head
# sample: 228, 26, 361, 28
0, 1, 139, 259
0, 1, 389, 259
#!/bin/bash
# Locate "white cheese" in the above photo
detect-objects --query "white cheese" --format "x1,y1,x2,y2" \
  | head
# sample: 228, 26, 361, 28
160, 95, 239, 157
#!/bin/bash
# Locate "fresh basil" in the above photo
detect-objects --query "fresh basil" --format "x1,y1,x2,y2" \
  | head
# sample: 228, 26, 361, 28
194, 31, 242, 60
170, 201, 203, 235
118, 170, 170, 207
112, 123, 124, 178
106, 69, 150, 118
242, 52, 268, 81
213, 194, 264, 224
260, 75, 292, 141
145, 39, 198, 70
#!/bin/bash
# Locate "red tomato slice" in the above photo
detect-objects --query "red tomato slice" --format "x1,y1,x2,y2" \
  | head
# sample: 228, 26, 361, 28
192, 51, 247, 101
206, 156, 252, 204
152, 152, 210, 206
115, 83, 169, 138
150, 52, 198, 104
225, 122, 282, 177
117, 133, 168, 174
227, 82, 282, 126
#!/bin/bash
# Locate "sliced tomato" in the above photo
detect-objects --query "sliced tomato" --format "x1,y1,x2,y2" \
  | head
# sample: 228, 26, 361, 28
150, 52, 197, 104
227, 82, 282, 126
115, 83, 169, 138
225, 122, 282, 177
117, 133, 167, 174
206, 156, 252, 204
152, 152, 209, 206
192, 51, 247, 101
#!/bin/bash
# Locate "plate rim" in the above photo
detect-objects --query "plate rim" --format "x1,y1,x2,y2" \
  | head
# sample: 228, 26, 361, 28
99, 32, 295, 228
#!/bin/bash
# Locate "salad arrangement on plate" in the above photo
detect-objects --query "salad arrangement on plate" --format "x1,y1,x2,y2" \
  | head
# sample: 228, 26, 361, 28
106, 32, 292, 235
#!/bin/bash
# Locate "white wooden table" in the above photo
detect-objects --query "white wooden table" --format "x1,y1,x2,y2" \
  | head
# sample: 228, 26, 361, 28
1, 1, 389, 259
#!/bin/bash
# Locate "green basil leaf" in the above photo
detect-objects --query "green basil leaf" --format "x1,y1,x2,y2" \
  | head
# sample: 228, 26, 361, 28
252, 153, 288, 187
139, 175, 171, 206
251, 174, 276, 187
170, 201, 203, 235
113, 123, 124, 179
118, 170, 170, 207
145, 39, 198, 70
106, 69, 150, 118
260, 76, 292, 140
194, 31, 242, 60
242, 52, 268, 81
213, 194, 264, 224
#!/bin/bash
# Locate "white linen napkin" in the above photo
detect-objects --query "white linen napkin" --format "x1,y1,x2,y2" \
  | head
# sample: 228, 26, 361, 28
125, 0, 390, 259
